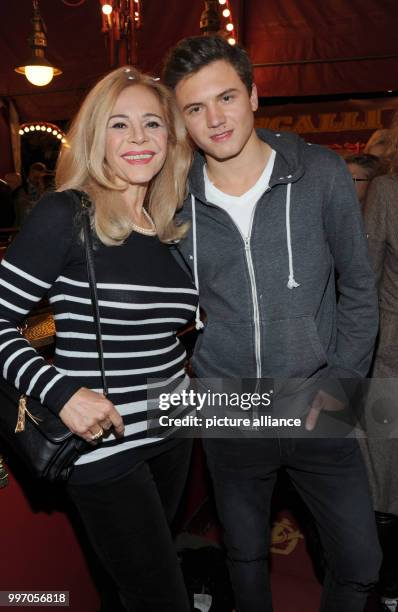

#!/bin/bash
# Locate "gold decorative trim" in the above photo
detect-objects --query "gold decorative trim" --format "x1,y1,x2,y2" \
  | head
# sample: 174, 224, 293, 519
0, 455, 8, 489
271, 518, 304, 555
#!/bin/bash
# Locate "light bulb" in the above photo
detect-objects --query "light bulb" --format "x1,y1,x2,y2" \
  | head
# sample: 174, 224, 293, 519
102, 3, 112, 15
222, 8, 230, 17
226, 23, 234, 31
25, 65, 54, 86
19, 129, 24, 136
24, 127, 30, 133
228, 37, 236, 45
52, 130, 58, 136
218, 0, 227, 4
47, 127, 52, 132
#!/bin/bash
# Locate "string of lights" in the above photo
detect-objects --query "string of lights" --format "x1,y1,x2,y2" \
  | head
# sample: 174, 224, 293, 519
18, 122, 67, 145
100, 0, 143, 67
100, 1, 142, 29
218, 0, 236, 45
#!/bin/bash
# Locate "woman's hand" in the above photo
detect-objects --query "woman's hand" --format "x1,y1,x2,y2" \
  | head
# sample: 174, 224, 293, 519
59, 388, 125, 443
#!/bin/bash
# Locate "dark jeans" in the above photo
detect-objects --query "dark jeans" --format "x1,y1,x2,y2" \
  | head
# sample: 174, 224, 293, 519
67, 440, 192, 612
203, 437, 382, 612
375, 512, 398, 599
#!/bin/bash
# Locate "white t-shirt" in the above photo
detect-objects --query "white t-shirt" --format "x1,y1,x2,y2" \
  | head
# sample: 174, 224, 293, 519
204, 148, 276, 238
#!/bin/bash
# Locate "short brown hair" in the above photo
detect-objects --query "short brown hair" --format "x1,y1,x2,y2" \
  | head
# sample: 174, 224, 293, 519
163, 35, 253, 94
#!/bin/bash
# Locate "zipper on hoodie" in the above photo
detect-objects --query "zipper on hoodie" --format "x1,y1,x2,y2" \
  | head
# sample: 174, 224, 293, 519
245, 187, 271, 381
199, 200, 263, 429
202, 188, 271, 380
193, 185, 275, 432
243, 235, 261, 379
240, 200, 266, 429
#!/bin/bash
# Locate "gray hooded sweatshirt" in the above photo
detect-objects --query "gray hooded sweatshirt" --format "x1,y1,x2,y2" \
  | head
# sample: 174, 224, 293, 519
175, 129, 378, 386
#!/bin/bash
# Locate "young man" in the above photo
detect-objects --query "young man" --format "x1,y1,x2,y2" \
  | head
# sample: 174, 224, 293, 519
163, 36, 381, 612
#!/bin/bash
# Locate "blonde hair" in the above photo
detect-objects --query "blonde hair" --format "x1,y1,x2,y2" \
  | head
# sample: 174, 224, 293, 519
383, 111, 398, 176
56, 66, 192, 244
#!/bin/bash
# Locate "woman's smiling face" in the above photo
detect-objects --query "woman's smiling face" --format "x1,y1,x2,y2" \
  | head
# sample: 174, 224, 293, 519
105, 84, 169, 188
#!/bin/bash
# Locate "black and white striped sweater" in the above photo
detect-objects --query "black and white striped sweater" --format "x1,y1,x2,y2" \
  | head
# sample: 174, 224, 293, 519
0, 191, 198, 481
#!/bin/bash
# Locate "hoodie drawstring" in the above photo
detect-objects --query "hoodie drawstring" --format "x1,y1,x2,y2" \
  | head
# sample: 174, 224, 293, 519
285, 183, 300, 289
191, 194, 204, 330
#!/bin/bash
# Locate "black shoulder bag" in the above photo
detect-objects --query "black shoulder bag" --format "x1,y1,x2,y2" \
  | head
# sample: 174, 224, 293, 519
0, 190, 108, 481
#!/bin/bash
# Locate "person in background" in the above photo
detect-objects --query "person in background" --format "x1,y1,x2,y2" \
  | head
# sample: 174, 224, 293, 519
345, 154, 383, 208
0, 66, 196, 611
11, 162, 54, 226
364, 129, 392, 159
361, 110, 398, 612
163, 35, 381, 612
28, 161, 53, 193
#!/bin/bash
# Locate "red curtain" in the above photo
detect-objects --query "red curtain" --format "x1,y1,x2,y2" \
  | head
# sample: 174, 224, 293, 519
245, 0, 398, 96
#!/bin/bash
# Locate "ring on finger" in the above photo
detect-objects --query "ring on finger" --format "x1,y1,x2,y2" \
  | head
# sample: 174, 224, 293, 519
91, 427, 104, 441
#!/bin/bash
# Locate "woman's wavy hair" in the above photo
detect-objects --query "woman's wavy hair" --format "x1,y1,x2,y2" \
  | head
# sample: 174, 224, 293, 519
56, 66, 192, 245
384, 110, 398, 176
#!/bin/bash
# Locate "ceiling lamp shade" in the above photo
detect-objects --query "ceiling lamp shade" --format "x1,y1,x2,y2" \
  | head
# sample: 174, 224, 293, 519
15, 0, 62, 87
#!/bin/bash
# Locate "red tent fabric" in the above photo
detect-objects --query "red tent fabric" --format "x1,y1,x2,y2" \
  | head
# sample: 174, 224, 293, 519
246, 0, 398, 97
1, 0, 398, 122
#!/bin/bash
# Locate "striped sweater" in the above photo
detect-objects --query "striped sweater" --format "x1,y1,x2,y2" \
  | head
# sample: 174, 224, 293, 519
0, 191, 198, 482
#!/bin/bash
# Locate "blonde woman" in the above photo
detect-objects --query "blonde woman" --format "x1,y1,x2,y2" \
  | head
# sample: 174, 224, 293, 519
0, 67, 197, 611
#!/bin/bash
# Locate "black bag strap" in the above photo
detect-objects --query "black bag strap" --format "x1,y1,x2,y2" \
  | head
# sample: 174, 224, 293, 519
70, 189, 108, 397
